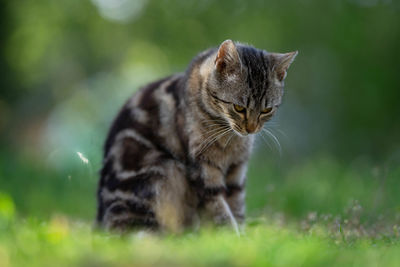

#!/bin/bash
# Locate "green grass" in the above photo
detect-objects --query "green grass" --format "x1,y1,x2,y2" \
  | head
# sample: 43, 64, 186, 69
0, 213, 399, 267
1, 151, 400, 266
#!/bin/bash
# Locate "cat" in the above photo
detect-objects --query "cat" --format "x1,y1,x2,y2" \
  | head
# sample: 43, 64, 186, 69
96, 40, 297, 233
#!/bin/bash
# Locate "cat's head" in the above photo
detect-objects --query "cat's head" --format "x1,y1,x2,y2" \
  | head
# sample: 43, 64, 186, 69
205, 40, 297, 136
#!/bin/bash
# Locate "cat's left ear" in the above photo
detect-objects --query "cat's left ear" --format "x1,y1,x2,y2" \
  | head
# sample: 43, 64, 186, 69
215, 39, 240, 74
271, 51, 298, 81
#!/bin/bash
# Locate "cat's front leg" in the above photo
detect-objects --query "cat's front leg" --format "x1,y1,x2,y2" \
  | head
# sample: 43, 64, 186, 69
195, 159, 239, 234
204, 194, 239, 234
225, 162, 248, 225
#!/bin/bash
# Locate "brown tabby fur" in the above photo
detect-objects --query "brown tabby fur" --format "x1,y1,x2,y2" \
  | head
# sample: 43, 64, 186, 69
96, 40, 297, 233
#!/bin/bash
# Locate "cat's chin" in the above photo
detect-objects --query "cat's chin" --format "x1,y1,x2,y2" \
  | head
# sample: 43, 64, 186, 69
232, 129, 249, 137
233, 128, 262, 137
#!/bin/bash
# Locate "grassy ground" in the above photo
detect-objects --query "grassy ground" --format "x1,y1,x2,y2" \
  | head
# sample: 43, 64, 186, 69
0, 213, 399, 267
0, 150, 399, 266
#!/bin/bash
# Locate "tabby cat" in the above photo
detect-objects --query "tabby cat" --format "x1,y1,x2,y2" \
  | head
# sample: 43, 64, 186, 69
96, 40, 297, 233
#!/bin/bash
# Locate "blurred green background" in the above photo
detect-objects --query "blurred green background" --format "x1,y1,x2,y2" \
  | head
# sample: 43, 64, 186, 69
0, 0, 399, 225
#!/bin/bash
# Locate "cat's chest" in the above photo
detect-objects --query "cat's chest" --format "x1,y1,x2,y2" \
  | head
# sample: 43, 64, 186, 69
203, 135, 253, 171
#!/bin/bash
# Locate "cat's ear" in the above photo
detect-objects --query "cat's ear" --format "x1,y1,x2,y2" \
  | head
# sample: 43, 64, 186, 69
215, 39, 240, 74
271, 51, 298, 81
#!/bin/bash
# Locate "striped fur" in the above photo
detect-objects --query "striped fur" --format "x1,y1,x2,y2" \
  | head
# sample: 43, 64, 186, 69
96, 40, 297, 232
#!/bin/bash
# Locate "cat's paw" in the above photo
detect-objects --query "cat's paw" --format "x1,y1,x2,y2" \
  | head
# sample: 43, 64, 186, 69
214, 213, 240, 236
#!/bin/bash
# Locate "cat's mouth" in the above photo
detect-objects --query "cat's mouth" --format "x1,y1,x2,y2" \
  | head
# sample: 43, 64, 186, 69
231, 125, 260, 137
232, 124, 263, 137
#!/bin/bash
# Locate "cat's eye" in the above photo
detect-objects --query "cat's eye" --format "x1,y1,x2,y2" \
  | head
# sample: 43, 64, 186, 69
261, 107, 273, 114
233, 104, 246, 113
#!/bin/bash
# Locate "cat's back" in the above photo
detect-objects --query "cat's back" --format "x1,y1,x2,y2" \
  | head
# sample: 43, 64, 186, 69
103, 74, 187, 161
97, 73, 194, 228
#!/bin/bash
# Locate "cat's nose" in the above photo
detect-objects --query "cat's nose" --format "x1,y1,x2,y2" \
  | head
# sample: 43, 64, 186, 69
246, 123, 257, 133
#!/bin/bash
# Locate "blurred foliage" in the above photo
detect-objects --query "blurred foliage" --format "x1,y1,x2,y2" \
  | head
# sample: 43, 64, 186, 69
0, 0, 400, 254
1, 0, 399, 158
0, 0, 400, 264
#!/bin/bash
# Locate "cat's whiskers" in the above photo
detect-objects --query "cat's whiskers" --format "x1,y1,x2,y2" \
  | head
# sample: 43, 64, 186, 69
275, 128, 288, 139
198, 128, 233, 156
196, 127, 232, 156
223, 132, 235, 150
200, 118, 227, 124
202, 122, 229, 129
262, 128, 282, 156
259, 131, 274, 151
266, 120, 279, 126
200, 125, 231, 144
200, 120, 229, 129
199, 125, 230, 139
264, 122, 288, 141
196, 126, 231, 150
